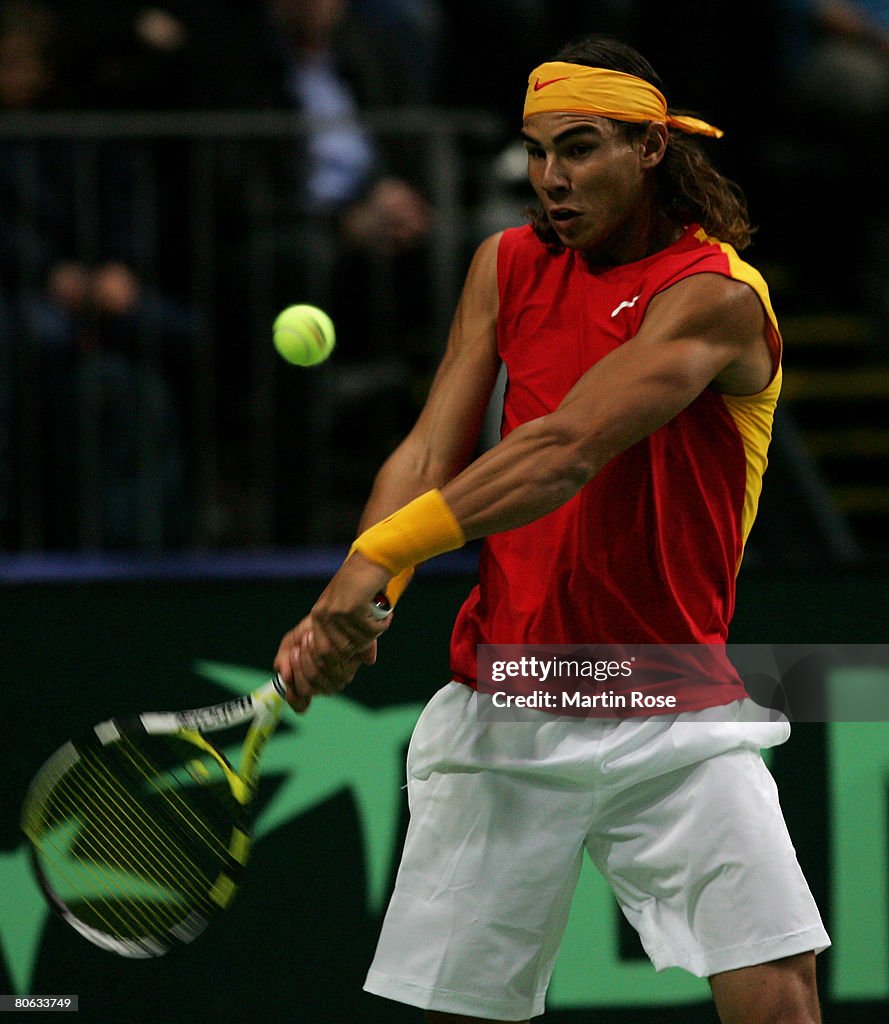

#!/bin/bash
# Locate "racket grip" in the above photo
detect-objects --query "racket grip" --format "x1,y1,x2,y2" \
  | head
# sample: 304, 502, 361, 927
370, 592, 392, 620
272, 597, 389, 704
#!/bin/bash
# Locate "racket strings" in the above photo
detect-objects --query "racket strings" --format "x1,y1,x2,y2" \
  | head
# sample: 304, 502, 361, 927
41, 759, 213, 942
65, 753, 216, 903
34, 799, 179, 947
35, 777, 190, 946
114, 736, 237, 860
84, 741, 229, 891
32, 735, 241, 946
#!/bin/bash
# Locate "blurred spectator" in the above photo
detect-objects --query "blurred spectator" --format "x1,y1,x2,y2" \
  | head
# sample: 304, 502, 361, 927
47, 0, 196, 110
196, 0, 436, 354
0, 3, 131, 294
805, 1, 889, 315
0, 0, 195, 548
204, 0, 431, 251
0, 0, 70, 108
189, 0, 433, 363
199, 0, 436, 542
274, 0, 431, 249
794, 0, 889, 120
752, 0, 889, 311
41, 2, 210, 296
26, 259, 194, 547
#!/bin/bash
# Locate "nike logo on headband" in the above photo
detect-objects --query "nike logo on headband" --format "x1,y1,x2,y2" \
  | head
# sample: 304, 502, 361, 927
533, 76, 571, 91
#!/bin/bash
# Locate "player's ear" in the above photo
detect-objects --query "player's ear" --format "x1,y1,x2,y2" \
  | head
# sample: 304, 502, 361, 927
640, 122, 668, 168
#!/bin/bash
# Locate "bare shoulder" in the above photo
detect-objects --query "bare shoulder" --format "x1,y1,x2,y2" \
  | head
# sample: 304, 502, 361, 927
642, 272, 775, 394
475, 229, 506, 259
446, 231, 504, 345
465, 230, 505, 292
645, 272, 766, 339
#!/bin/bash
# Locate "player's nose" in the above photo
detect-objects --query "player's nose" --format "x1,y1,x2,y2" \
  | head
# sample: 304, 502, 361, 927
541, 155, 569, 193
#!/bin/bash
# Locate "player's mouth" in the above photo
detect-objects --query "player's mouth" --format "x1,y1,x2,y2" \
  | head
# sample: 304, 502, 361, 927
548, 207, 582, 226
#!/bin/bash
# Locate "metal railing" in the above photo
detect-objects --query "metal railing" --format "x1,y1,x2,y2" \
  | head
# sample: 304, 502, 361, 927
0, 109, 864, 563
0, 109, 506, 550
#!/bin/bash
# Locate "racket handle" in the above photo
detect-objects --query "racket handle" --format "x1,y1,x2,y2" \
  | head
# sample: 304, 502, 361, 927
371, 592, 392, 620
273, 597, 390, 705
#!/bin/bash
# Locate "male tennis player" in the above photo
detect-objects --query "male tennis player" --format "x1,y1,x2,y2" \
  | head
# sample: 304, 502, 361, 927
275, 34, 829, 1024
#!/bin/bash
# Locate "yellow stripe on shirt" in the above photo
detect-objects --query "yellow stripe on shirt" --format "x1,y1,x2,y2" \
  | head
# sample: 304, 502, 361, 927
693, 228, 783, 565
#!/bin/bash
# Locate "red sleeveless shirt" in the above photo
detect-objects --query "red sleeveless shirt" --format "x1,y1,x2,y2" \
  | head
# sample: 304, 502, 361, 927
448, 224, 782, 714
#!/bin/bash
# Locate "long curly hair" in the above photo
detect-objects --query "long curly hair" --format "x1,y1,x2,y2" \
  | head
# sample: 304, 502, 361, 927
527, 36, 753, 251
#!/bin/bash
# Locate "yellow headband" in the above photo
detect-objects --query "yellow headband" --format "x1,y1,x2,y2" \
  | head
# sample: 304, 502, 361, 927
523, 61, 724, 138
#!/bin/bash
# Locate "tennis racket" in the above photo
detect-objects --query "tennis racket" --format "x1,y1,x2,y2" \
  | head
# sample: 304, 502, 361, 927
20, 597, 391, 958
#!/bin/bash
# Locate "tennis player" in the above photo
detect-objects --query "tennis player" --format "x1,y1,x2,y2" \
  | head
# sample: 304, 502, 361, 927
275, 34, 829, 1024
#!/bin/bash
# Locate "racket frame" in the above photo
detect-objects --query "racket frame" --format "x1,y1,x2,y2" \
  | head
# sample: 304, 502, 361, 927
21, 594, 391, 956
21, 677, 287, 957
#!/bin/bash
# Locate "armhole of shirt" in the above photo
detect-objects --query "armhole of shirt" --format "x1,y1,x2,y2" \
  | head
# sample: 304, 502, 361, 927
692, 228, 783, 389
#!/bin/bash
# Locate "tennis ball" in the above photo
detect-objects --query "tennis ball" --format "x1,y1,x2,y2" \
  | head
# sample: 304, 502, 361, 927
272, 304, 336, 366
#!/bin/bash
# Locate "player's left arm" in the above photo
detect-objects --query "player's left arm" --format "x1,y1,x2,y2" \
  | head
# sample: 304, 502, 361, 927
441, 271, 775, 539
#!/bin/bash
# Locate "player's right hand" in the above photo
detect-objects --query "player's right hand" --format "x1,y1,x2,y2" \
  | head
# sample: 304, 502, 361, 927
274, 551, 392, 709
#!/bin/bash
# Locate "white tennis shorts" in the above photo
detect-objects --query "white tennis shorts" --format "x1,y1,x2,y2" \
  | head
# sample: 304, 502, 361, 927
364, 682, 830, 1021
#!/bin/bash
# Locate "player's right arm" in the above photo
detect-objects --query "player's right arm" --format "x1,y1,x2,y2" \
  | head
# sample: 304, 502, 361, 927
275, 231, 502, 701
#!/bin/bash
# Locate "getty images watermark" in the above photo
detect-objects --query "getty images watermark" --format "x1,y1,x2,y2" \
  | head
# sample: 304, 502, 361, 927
475, 644, 889, 721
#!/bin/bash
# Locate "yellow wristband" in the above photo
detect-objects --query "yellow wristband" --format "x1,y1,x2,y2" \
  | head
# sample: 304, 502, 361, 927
381, 566, 415, 606
351, 490, 465, 577
347, 548, 415, 608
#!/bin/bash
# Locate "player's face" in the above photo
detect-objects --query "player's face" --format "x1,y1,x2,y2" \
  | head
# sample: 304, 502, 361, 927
522, 112, 664, 263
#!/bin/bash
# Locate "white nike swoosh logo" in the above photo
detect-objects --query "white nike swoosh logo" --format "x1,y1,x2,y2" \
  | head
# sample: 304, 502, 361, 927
610, 294, 641, 318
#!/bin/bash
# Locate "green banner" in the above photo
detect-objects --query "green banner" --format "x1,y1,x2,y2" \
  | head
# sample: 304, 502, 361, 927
1, 567, 887, 1023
